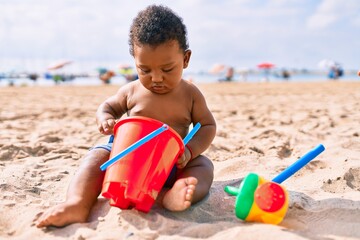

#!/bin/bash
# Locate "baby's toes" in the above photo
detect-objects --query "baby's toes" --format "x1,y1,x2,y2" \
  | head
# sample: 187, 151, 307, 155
185, 188, 194, 201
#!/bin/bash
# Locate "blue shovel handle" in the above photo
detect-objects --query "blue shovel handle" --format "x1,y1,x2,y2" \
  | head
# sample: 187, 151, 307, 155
272, 144, 325, 184
183, 122, 201, 145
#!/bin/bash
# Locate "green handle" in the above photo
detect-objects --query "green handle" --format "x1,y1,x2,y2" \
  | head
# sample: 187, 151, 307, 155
224, 186, 240, 196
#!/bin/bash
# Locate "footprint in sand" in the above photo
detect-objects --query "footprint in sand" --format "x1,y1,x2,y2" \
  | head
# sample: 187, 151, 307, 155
38, 134, 63, 143
304, 160, 327, 172
276, 141, 292, 158
344, 167, 360, 191
249, 146, 264, 155
322, 167, 360, 193
28, 144, 53, 156
251, 129, 283, 140
341, 140, 360, 149
216, 130, 228, 138
0, 144, 29, 160
0, 144, 53, 160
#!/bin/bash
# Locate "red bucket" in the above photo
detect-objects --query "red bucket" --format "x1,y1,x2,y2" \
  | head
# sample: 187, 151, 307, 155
101, 116, 184, 212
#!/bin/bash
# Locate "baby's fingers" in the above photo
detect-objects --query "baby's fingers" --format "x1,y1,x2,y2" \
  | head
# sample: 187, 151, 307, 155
101, 119, 116, 134
106, 119, 116, 130
176, 154, 187, 169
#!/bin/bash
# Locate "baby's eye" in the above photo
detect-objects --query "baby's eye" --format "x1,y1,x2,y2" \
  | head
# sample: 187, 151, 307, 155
140, 68, 150, 74
163, 68, 174, 73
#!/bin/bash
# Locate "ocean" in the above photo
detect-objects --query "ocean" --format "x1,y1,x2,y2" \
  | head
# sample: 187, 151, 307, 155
0, 72, 358, 87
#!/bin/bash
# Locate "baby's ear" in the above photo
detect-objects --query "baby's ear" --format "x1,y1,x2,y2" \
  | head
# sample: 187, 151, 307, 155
183, 50, 192, 68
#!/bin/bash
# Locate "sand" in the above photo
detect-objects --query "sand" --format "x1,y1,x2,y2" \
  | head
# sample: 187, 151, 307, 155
0, 81, 359, 240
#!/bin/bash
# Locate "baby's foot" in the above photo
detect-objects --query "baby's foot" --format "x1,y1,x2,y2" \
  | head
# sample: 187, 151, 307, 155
162, 177, 198, 211
34, 201, 90, 228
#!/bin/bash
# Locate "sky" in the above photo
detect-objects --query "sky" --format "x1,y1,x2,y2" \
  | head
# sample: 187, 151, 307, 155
0, 0, 359, 73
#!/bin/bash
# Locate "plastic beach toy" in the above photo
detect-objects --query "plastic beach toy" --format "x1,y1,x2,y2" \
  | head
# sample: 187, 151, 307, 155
101, 116, 201, 212
224, 144, 325, 224
225, 173, 289, 224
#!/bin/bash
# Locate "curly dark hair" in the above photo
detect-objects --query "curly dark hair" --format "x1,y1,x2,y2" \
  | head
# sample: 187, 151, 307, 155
129, 5, 189, 56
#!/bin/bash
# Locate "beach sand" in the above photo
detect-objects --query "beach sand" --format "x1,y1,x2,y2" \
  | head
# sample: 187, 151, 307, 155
0, 81, 359, 240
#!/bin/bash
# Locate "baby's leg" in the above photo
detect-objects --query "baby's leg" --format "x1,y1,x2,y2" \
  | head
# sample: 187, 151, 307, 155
35, 149, 110, 228
162, 155, 214, 211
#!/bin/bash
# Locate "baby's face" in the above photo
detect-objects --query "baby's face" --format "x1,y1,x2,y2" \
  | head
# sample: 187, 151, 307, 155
133, 40, 191, 94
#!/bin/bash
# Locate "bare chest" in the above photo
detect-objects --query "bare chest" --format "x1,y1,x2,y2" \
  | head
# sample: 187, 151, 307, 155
127, 93, 192, 137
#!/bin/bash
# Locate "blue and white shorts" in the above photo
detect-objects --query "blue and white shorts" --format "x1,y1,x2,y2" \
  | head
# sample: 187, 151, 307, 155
91, 135, 114, 152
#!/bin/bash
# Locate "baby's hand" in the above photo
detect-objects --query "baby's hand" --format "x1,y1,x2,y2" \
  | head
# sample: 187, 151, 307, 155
176, 146, 192, 169
98, 119, 116, 135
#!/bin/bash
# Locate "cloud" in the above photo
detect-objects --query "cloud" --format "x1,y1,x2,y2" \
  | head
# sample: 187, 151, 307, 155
306, 0, 359, 30
0, 0, 359, 71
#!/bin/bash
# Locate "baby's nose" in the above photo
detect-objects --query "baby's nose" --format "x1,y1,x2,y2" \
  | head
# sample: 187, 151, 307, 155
151, 71, 163, 82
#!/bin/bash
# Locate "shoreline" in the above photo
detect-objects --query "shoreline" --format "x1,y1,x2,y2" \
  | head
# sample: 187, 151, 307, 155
0, 74, 359, 87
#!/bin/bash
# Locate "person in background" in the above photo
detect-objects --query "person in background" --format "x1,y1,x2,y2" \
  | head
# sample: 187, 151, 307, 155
98, 68, 116, 84
219, 67, 234, 82
328, 65, 344, 80
281, 69, 291, 81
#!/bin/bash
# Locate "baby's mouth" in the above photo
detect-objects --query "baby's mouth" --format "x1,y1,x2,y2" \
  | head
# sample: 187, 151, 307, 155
152, 84, 164, 89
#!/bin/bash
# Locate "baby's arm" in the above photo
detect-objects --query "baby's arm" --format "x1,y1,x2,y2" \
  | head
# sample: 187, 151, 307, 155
96, 85, 129, 135
177, 85, 216, 168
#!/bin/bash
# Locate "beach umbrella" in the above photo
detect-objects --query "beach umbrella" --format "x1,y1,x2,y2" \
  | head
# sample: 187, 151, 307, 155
47, 60, 72, 70
318, 59, 342, 70
257, 62, 275, 69
209, 64, 226, 74
257, 62, 275, 82
237, 67, 250, 74
119, 63, 131, 69
318, 59, 336, 69
97, 67, 109, 75
236, 67, 250, 81
118, 64, 134, 75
